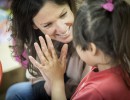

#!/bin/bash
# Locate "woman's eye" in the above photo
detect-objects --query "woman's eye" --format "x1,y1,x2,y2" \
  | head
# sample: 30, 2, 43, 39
44, 23, 52, 28
60, 12, 67, 18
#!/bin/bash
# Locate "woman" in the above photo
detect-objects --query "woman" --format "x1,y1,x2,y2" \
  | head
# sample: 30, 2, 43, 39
6, 0, 87, 100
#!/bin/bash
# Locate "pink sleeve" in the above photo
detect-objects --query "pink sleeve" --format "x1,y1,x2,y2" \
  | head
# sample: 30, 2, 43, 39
13, 40, 28, 69
15, 49, 28, 69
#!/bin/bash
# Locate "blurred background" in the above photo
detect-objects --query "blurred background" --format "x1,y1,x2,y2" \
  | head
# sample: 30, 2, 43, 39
0, 0, 26, 99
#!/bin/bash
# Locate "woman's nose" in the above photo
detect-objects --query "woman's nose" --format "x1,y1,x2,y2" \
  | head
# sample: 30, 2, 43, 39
55, 20, 68, 35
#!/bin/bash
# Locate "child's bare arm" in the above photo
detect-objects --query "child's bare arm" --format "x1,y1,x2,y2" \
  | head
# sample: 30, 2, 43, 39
29, 35, 68, 99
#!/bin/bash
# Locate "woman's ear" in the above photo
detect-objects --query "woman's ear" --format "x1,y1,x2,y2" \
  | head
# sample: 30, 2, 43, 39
89, 43, 97, 56
33, 24, 38, 29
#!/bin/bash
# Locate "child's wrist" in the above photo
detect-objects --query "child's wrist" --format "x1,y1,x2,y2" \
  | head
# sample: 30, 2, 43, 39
51, 79, 65, 94
51, 78, 65, 89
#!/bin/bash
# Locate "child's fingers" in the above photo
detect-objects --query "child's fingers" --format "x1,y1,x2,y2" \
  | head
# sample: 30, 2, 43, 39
38, 36, 52, 61
39, 36, 47, 50
60, 44, 68, 70
29, 56, 49, 81
29, 56, 43, 69
61, 55, 67, 72
60, 44, 68, 61
34, 43, 47, 65
45, 35, 58, 59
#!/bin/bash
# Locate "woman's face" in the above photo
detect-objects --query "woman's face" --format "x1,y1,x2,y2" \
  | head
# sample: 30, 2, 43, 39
33, 1, 74, 43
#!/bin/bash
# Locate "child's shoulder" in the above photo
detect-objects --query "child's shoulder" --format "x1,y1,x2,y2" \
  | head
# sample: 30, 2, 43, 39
89, 67, 130, 98
77, 66, 130, 99
82, 67, 124, 91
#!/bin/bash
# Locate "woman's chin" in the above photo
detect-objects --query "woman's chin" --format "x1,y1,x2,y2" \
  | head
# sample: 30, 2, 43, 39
60, 36, 73, 43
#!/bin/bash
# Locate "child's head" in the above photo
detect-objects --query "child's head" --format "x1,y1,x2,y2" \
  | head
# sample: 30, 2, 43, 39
73, 0, 130, 71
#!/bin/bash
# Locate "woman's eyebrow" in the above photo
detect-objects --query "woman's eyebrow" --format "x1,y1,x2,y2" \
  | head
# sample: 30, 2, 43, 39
40, 20, 52, 26
59, 8, 66, 16
40, 8, 66, 26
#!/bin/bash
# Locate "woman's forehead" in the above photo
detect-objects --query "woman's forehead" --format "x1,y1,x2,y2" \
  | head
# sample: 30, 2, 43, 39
33, 2, 69, 24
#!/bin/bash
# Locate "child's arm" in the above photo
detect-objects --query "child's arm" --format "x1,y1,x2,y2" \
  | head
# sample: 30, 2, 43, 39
29, 35, 68, 100
51, 78, 67, 100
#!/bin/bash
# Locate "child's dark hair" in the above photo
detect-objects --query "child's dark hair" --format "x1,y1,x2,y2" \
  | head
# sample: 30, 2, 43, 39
73, 0, 130, 87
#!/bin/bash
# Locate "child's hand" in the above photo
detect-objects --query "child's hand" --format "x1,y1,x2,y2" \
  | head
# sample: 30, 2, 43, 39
29, 35, 68, 85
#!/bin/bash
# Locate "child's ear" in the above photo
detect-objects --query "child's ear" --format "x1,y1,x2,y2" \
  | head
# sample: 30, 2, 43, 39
33, 24, 38, 29
89, 43, 97, 56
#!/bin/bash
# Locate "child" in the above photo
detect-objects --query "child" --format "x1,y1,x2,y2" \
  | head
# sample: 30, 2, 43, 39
29, 0, 130, 99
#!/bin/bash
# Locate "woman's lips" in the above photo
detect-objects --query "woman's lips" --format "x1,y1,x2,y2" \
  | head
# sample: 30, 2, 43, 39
57, 26, 72, 38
